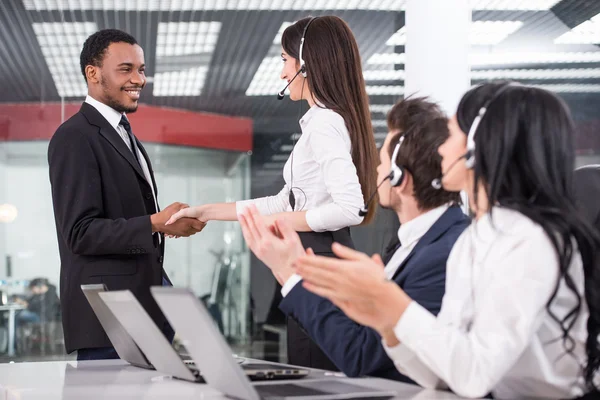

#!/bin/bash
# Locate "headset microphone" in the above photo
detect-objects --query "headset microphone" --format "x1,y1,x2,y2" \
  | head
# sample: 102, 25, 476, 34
359, 174, 392, 217
431, 152, 470, 190
432, 82, 516, 190
277, 68, 303, 100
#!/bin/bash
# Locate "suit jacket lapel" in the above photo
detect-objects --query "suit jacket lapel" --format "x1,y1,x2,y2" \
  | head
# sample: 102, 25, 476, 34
80, 103, 147, 181
391, 206, 466, 281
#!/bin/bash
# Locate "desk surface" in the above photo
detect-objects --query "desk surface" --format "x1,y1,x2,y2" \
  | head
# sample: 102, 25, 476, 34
0, 359, 469, 399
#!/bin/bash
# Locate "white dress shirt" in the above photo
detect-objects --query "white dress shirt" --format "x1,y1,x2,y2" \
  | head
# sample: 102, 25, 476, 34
384, 207, 588, 399
85, 95, 158, 213
384, 205, 449, 279
236, 104, 364, 232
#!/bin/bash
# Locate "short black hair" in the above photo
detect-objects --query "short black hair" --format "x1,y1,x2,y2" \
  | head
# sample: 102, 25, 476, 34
386, 96, 461, 210
80, 29, 138, 82
28, 277, 49, 289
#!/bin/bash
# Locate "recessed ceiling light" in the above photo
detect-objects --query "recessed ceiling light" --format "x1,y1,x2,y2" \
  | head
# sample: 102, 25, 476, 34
22, 0, 560, 11
554, 13, 600, 45
32, 22, 98, 98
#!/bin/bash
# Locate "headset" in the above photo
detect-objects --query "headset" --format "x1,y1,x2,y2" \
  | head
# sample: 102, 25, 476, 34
277, 17, 319, 211
432, 82, 516, 189
359, 133, 407, 216
277, 17, 319, 99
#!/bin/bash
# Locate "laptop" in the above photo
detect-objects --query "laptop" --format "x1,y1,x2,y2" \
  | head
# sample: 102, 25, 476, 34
98, 289, 309, 383
151, 286, 397, 400
81, 284, 152, 369
81, 284, 201, 381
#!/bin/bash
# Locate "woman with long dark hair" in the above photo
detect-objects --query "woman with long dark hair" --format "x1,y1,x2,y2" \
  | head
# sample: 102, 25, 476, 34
293, 82, 600, 398
167, 16, 378, 370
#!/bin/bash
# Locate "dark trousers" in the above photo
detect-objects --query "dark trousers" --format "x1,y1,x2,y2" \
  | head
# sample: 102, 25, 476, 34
286, 228, 354, 371
77, 277, 175, 361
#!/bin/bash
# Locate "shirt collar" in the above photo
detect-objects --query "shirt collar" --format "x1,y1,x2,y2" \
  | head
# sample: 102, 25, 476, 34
85, 95, 126, 133
398, 204, 450, 248
299, 101, 326, 128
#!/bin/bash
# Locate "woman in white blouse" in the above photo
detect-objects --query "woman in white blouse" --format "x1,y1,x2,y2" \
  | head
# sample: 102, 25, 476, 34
166, 16, 378, 370
293, 82, 600, 399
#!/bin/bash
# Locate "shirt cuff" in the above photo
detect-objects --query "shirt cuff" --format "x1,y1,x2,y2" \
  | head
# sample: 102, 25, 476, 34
393, 300, 437, 348
235, 200, 253, 216
305, 209, 325, 232
382, 340, 419, 368
281, 273, 303, 297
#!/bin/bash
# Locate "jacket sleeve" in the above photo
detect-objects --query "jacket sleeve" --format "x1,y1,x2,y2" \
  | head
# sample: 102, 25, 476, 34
279, 284, 399, 378
278, 242, 450, 379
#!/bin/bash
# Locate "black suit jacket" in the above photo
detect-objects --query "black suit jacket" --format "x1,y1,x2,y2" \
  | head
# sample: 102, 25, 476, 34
48, 102, 169, 354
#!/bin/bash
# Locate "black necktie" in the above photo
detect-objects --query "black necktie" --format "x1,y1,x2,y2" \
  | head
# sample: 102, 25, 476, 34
381, 236, 402, 265
119, 115, 140, 166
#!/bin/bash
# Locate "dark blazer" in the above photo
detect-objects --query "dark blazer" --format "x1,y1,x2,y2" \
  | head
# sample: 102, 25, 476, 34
279, 206, 469, 381
48, 102, 169, 354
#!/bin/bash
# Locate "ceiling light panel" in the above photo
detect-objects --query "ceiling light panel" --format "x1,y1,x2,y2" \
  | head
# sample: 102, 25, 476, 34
246, 56, 283, 96
368, 53, 406, 65
369, 52, 600, 66
32, 22, 98, 98
386, 21, 523, 46
22, 0, 560, 11
472, 68, 600, 80
363, 69, 404, 81
22, 0, 407, 11
534, 84, 600, 93
153, 22, 221, 96
471, 51, 600, 65
369, 104, 394, 113
554, 13, 600, 45
246, 21, 291, 96
153, 66, 208, 96
366, 85, 404, 95
468, 0, 560, 10
156, 21, 221, 56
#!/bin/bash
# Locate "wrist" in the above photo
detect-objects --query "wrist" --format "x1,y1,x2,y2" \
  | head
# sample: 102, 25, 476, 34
376, 281, 411, 333
381, 327, 400, 347
195, 204, 208, 221
150, 214, 163, 233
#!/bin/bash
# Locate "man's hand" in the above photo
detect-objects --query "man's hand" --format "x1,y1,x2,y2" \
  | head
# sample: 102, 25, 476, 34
151, 202, 206, 237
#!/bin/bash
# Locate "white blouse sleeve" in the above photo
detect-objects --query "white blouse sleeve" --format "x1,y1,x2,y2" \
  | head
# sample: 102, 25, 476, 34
236, 185, 289, 216
387, 228, 561, 399
304, 116, 365, 232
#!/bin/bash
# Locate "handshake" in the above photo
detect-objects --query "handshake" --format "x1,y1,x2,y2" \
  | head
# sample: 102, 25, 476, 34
151, 202, 206, 238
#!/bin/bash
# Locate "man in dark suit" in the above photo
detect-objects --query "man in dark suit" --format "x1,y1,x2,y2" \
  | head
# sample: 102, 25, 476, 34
48, 29, 205, 361
240, 97, 469, 381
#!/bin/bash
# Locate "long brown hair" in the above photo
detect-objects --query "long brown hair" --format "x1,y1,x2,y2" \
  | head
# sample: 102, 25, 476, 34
282, 16, 378, 224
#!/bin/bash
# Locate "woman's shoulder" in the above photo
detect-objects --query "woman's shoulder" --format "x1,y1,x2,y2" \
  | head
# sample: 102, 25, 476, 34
306, 107, 346, 131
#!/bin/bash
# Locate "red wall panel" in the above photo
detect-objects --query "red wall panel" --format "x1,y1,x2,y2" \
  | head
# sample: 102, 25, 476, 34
0, 102, 253, 152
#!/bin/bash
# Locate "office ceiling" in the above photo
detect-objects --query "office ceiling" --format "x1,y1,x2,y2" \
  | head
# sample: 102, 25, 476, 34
1, 0, 600, 185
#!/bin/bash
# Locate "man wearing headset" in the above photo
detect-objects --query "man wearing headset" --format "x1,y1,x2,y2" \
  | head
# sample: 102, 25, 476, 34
239, 96, 470, 381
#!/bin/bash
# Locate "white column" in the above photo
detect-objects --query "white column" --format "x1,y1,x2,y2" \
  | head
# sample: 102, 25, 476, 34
404, 0, 471, 116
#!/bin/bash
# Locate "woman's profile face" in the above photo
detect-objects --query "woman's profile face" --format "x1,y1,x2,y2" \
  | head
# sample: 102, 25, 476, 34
438, 115, 469, 192
280, 48, 306, 101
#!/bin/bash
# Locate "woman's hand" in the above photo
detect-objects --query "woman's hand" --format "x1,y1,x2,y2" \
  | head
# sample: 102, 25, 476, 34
165, 205, 206, 226
239, 205, 305, 285
295, 242, 412, 334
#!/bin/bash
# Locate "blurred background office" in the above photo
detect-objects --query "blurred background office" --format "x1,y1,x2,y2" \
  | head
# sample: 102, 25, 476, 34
1, 0, 600, 363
